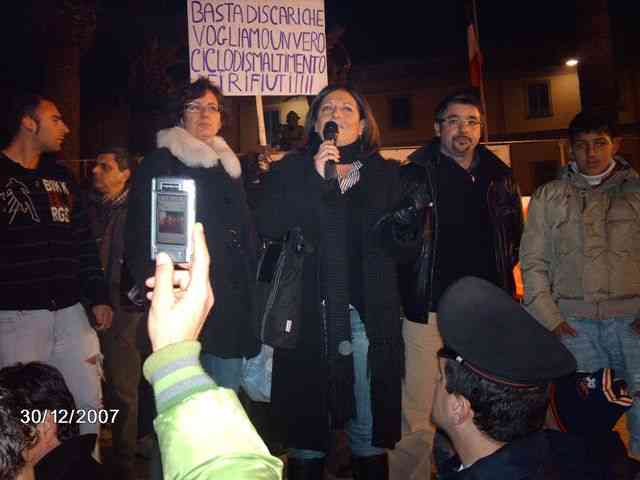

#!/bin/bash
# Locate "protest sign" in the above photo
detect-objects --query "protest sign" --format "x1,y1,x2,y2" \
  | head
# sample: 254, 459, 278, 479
187, 0, 328, 96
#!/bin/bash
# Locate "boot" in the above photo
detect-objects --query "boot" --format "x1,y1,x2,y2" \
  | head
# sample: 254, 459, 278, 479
352, 453, 388, 480
286, 457, 325, 480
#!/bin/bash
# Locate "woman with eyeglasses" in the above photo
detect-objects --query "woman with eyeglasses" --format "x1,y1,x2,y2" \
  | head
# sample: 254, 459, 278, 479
256, 85, 414, 479
126, 77, 259, 392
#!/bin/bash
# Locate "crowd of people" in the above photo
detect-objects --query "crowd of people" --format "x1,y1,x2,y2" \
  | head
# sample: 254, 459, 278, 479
1, 76, 639, 480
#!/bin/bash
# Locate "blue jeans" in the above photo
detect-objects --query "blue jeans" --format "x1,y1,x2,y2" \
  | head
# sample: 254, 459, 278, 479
561, 315, 640, 453
290, 308, 385, 460
200, 353, 243, 392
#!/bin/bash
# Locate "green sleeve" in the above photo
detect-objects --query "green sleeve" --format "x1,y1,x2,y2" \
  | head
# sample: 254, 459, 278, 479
144, 341, 283, 480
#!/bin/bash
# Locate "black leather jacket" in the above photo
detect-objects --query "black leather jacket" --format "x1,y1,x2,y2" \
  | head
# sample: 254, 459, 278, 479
396, 140, 524, 322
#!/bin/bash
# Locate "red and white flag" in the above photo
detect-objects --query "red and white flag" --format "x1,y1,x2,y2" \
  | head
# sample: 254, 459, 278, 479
467, 23, 483, 88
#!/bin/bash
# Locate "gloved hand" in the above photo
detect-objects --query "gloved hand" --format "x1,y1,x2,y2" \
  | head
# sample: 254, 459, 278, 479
391, 183, 431, 225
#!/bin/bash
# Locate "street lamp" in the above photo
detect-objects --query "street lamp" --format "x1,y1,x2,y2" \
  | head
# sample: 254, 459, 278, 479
565, 58, 579, 67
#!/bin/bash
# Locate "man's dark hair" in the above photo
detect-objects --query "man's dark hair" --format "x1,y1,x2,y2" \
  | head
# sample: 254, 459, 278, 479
568, 111, 619, 143
304, 83, 381, 157
97, 146, 136, 176
434, 89, 483, 121
0, 362, 79, 442
172, 77, 226, 126
0, 385, 37, 480
2, 92, 46, 147
444, 359, 549, 442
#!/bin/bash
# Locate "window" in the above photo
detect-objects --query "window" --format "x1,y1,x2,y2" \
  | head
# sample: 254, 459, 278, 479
263, 109, 280, 146
526, 82, 553, 118
390, 96, 412, 129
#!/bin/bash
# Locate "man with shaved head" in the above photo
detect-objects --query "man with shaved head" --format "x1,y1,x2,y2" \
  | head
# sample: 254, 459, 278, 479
0, 92, 111, 437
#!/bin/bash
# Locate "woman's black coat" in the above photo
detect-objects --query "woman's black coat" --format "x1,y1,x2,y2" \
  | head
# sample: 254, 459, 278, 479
125, 147, 259, 358
256, 147, 409, 451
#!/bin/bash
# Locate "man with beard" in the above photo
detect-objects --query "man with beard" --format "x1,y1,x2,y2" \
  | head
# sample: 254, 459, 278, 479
385, 90, 523, 479
0, 92, 111, 438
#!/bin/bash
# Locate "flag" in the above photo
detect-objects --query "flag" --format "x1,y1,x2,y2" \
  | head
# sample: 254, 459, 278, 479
467, 23, 482, 88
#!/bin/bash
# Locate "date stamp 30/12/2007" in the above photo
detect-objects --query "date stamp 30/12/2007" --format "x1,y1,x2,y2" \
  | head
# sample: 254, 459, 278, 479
20, 408, 119, 425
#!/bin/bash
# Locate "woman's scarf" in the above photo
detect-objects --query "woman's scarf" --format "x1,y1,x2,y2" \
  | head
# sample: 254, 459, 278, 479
320, 139, 366, 428
156, 127, 242, 178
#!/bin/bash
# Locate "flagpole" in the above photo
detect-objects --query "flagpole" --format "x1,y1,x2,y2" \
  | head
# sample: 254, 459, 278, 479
472, 0, 489, 142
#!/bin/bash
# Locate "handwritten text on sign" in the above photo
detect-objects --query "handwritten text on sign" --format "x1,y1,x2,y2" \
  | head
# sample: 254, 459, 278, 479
188, 1, 328, 96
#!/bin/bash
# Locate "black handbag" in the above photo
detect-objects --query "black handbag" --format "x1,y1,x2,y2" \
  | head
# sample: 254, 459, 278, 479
254, 227, 312, 349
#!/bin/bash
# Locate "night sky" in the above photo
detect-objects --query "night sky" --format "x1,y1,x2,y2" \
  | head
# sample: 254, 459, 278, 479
0, 0, 636, 96
325, 0, 637, 69
327, 0, 580, 67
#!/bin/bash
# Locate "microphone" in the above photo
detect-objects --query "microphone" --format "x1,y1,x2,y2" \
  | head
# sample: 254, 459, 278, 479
323, 121, 339, 144
322, 121, 339, 180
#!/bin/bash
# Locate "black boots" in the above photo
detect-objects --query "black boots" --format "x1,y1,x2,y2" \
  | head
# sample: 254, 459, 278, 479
352, 453, 389, 479
286, 457, 325, 480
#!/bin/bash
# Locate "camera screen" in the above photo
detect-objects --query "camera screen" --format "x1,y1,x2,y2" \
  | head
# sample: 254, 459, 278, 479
156, 193, 187, 245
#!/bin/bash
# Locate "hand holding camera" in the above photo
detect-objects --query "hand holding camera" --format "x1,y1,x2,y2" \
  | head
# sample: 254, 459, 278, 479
145, 223, 214, 352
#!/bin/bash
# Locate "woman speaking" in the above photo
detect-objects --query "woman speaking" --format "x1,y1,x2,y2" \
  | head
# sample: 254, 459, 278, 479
257, 85, 410, 479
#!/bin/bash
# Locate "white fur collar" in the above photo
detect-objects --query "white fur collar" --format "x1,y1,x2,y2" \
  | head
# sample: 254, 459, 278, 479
156, 127, 242, 179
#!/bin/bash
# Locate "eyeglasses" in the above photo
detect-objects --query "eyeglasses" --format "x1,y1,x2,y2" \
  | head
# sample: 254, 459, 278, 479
184, 103, 223, 115
439, 116, 482, 129
572, 139, 611, 152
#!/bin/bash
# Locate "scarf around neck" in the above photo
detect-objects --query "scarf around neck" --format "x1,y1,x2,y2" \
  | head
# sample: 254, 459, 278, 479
320, 141, 363, 427
156, 127, 242, 178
